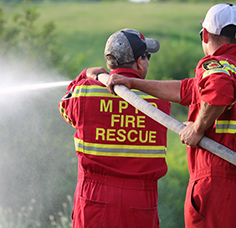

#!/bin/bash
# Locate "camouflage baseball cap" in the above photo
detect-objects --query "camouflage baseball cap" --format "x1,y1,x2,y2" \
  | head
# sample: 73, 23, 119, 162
104, 28, 160, 65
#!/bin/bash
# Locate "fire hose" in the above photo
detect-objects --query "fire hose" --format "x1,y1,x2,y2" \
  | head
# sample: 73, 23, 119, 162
98, 73, 236, 166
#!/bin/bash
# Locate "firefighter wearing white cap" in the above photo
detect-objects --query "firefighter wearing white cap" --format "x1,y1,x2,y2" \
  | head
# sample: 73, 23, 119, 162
86, 3, 236, 228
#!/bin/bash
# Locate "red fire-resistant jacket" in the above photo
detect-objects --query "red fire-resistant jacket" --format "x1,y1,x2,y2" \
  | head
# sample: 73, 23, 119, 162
59, 68, 171, 181
179, 44, 236, 181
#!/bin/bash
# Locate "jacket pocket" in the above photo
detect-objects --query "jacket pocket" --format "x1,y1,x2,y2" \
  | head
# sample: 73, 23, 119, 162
130, 206, 159, 228
185, 181, 206, 228
72, 195, 107, 228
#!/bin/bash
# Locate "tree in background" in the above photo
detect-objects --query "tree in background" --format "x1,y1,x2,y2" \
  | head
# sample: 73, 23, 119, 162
0, 2, 84, 77
0, 4, 61, 67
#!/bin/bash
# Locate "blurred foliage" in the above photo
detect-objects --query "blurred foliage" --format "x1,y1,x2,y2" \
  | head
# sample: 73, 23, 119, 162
148, 39, 201, 81
0, 5, 58, 65
0, 3, 86, 77
0, 196, 73, 228
158, 127, 189, 227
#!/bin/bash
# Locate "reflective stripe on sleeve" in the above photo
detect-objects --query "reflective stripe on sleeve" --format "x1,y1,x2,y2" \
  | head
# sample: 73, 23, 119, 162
74, 138, 166, 158
202, 68, 230, 78
220, 61, 236, 74
59, 101, 75, 128
215, 120, 236, 133
202, 59, 236, 79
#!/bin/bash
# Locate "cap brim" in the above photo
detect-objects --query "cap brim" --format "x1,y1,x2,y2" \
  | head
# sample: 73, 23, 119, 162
200, 19, 204, 25
145, 38, 160, 53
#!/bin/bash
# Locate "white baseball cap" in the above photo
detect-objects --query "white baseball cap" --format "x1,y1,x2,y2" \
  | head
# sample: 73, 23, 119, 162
202, 3, 236, 38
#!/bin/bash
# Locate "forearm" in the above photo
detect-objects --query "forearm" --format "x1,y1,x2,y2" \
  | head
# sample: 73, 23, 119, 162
180, 101, 226, 147
129, 78, 181, 103
194, 101, 226, 134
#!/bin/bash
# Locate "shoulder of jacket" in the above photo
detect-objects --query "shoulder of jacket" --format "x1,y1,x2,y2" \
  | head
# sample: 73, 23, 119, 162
201, 59, 224, 71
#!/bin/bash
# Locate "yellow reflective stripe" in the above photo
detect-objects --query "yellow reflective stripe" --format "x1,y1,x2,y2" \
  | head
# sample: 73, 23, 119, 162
202, 60, 236, 79
215, 120, 236, 133
228, 101, 235, 110
202, 68, 230, 78
72, 85, 111, 98
74, 138, 166, 158
220, 61, 236, 74
71, 85, 158, 99
59, 101, 75, 128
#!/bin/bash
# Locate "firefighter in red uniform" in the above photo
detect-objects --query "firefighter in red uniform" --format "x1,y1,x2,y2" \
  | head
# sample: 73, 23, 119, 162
59, 29, 171, 228
93, 3, 236, 228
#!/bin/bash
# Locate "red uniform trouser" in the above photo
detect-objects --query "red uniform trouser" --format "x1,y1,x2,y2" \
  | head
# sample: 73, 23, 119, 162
184, 175, 236, 228
71, 173, 159, 228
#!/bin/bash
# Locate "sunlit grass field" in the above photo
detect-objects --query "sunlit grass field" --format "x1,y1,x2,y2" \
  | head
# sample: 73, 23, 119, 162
0, 1, 217, 227
3, 1, 212, 69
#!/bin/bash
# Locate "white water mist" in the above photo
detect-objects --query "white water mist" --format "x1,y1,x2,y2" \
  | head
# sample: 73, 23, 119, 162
0, 56, 76, 227
0, 81, 71, 95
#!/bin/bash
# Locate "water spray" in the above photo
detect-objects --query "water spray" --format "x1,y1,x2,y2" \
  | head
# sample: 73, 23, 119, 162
0, 81, 71, 95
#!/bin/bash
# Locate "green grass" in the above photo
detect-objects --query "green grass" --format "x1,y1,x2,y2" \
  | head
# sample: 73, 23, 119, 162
2, 1, 212, 70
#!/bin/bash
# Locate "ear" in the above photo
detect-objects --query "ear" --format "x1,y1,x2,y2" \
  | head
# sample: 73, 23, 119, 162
136, 56, 147, 79
203, 28, 208, 43
136, 56, 144, 70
